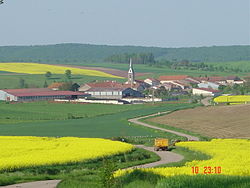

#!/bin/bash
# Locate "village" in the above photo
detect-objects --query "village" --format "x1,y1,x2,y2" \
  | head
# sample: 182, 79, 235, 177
0, 60, 247, 105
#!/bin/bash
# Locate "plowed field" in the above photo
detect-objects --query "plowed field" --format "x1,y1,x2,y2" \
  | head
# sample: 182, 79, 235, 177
148, 104, 250, 138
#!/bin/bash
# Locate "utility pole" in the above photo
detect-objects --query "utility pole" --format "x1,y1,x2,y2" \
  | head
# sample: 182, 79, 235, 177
152, 89, 155, 104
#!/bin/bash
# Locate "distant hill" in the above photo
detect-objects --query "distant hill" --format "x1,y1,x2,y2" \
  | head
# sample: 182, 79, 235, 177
0, 43, 249, 64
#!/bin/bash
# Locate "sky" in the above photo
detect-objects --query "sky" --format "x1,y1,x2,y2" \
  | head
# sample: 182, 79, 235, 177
0, 0, 249, 47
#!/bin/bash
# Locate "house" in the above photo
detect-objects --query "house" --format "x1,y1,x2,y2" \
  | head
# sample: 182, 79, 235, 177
195, 76, 244, 86
225, 76, 244, 85
0, 88, 89, 102
144, 78, 160, 86
192, 88, 221, 97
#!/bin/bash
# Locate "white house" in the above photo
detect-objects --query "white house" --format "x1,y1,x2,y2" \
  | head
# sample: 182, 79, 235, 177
192, 88, 221, 97
144, 78, 160, 86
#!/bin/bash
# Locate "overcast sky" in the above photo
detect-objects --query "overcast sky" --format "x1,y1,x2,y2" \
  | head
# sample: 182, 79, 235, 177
0, 0, 249, 47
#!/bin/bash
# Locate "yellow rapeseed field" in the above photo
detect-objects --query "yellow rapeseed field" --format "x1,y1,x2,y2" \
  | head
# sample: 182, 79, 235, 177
115, 139, 250, 177
0, 136, 134, 171
0, 63, 122, 78
214, 95, 250, 104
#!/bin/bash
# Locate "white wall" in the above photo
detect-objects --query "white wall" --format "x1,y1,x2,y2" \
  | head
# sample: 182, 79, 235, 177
192, 88, 214, 97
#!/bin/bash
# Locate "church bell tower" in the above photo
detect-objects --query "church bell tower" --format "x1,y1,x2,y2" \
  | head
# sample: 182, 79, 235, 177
127, 58, 135, 85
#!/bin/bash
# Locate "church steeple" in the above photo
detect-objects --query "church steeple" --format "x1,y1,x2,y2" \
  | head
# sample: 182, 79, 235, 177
128, 58, 135, 85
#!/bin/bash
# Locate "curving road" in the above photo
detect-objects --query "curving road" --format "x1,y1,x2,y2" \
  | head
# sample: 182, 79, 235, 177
129, 145, 184, 169
128, 112, 199, 141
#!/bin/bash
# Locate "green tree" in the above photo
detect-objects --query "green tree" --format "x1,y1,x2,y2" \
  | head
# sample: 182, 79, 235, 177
99, 159, 116, 188
19, 78, 25, 88
58, 81, 73, 91
65, 70, 72, 79
45, 71, 52, 79
43, 80, 48, 88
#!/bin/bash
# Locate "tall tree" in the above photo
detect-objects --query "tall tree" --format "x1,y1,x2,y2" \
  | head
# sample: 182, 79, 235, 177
43, 80, 48, 88
65, 70, 72, 79
19, 78, 25, 88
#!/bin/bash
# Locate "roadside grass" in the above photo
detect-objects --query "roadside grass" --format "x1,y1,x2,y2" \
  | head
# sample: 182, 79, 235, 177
0, 148, 159, 186
156, 146, 211, 168
155, 175, 250, 188
117, 171, 250, 188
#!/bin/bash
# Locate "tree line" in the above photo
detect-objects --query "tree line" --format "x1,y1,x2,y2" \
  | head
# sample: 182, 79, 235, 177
104, 53, 156, 64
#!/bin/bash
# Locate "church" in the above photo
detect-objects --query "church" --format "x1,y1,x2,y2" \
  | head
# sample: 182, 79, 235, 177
78, 59, 146, 99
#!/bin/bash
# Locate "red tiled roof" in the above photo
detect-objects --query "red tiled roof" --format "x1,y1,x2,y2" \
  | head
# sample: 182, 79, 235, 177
195, 88, 221, 93
195, 77, 226, 82
2, 89, 86, 97
2, 88, 51, 93
158, 75, 189, 81
85, 81, 141, 89
86, 81, 123, 88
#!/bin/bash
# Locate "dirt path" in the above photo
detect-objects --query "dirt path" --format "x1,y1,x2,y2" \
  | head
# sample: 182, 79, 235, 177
1, 180, 61, 188
128, 112, 199, 141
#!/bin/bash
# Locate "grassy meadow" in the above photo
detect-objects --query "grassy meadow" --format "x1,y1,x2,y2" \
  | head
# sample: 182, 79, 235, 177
204, 61, 250, 72
0, 102, 196, 139
0, 74, 125, 89
80, 62, 249, 78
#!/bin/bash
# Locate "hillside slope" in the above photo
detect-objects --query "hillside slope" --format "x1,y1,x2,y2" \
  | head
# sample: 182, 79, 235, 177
0, 44, 249, 64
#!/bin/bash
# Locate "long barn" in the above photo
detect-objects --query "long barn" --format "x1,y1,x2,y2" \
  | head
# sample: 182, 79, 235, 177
0, 88, 89, 102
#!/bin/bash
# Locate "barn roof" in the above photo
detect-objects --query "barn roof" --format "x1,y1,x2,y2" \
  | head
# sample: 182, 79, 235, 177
2, 88, 87, 97
158, 75, 189, 81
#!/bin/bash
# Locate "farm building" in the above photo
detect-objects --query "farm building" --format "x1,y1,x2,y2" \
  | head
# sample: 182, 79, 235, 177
192, 88, 221, 97
0, 88, 89, 102
84, 87, 144, 99
195, 76, 244, 86
198, 81, 220, 90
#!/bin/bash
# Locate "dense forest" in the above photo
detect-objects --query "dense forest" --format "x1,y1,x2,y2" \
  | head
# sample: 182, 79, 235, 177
0, 43, 249, 64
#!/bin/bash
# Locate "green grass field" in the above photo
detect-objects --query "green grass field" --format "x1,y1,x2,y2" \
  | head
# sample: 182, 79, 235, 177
0, 74, 125, 89
204, 61, 250, 72
0, 102, 197, 138
81, 62, 248, 78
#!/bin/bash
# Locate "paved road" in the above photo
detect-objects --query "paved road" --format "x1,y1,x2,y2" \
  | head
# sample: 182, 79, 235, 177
201, 97, 212, 106
0, 180, 61, 188
129, 145, 184, 168
128, 112, 199, 141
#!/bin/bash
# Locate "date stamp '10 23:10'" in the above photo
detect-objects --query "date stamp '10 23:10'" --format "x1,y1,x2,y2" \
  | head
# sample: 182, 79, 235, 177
192, 166, 222, 174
